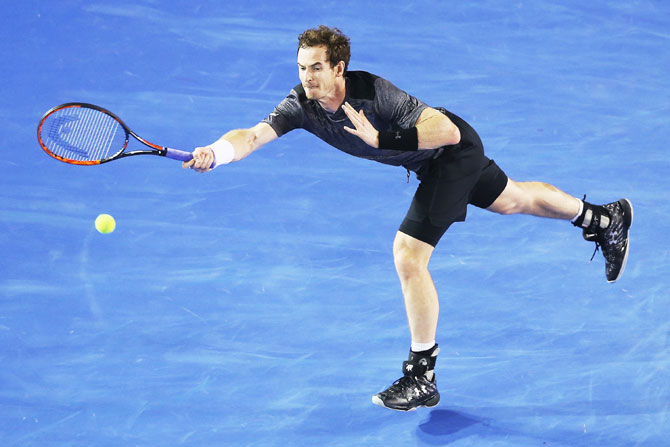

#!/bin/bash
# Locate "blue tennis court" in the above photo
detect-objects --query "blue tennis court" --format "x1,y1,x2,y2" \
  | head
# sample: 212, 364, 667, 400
2, 1, 669, 445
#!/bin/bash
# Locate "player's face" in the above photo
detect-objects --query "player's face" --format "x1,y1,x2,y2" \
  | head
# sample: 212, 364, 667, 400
297, 45, 343, 100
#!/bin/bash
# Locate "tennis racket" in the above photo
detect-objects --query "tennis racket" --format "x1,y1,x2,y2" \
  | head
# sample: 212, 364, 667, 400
37, 102, 213, 167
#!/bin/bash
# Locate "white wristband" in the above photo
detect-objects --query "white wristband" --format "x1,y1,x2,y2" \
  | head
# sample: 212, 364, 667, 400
208, 138, 235, 168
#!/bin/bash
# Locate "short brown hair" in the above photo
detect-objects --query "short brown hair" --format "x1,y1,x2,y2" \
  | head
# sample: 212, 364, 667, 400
297, 26, 351, 72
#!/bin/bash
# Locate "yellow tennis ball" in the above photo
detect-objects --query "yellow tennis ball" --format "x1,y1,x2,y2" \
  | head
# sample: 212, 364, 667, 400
95, 214, 116, 234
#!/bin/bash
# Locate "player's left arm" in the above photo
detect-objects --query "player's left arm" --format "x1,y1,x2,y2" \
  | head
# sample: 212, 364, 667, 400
342, 103, 459, 150
413, 107, 460, 149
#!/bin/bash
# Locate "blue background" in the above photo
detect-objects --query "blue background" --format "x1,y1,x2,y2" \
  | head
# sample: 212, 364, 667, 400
1, 1, 669, 446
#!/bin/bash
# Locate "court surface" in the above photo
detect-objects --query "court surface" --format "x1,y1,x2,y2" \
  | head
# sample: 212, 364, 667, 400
2, 1, 669, 446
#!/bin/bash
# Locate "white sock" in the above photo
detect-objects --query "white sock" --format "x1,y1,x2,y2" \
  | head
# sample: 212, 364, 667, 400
411, 341, 436, 353
570, 198, 584, 223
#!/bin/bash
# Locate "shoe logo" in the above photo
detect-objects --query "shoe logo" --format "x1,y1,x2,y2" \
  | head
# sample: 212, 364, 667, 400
405, 364, 413, 372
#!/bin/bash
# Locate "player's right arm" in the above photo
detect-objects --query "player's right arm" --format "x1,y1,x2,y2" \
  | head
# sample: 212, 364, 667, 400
183, 122, 279, 172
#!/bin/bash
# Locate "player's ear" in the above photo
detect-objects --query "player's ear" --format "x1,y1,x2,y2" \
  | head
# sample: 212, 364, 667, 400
335, 60, 346, 76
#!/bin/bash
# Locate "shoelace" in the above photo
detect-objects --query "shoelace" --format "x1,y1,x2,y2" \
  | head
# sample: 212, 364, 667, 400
385, 375, 418, 395
589, 242, 600, 262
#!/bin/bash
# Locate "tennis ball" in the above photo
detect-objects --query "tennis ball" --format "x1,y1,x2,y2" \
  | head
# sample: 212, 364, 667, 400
95, 214, 116, 234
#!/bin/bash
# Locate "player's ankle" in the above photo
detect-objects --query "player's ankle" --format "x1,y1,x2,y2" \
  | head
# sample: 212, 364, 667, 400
408, 343, 439, 380
572, 200, 610, 232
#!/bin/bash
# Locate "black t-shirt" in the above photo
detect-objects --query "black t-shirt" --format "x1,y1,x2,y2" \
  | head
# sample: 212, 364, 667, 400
263, 70, 484, 175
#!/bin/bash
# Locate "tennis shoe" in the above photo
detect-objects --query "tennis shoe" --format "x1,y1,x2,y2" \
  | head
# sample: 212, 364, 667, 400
583, 198, 633, 282
372, 348, 440, 411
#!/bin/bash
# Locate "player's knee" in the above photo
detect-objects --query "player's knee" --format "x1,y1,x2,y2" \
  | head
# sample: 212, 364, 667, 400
489, 180, 531, 215
495, 199, 527, 215
393, 244, 429, 280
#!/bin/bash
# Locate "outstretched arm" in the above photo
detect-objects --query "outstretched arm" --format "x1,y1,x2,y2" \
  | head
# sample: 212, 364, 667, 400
184, 122, 279, 173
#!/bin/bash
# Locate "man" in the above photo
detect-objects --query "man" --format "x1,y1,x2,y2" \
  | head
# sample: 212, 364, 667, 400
184, 26, 633, 412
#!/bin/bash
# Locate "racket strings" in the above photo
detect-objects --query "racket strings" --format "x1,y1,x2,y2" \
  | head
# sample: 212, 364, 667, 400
41, 107, 126, 161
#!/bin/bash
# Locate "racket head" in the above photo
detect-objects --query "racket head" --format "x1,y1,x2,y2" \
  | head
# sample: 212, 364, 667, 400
37, 103, 130, 165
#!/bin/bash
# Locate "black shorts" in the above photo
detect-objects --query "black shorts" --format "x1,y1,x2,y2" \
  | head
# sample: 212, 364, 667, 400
399, 156, 508, 247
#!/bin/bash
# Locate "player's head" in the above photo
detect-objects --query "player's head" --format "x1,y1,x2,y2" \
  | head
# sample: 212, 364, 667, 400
297, 26, 350, 100
297, 26, 351, 72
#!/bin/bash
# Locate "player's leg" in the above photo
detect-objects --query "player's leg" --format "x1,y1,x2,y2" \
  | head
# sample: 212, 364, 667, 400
372, 167, 481, 411
485, 178, 581, 219
393, 231, 439, 349
372, 229, 441, 411
484, 176, 633, 282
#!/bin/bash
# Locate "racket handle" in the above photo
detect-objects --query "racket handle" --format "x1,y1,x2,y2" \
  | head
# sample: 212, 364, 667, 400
164, 148, 216, 169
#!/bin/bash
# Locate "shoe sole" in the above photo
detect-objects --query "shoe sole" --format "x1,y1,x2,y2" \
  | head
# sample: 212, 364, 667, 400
371, 393, 440, 412
608, 198, 633, 283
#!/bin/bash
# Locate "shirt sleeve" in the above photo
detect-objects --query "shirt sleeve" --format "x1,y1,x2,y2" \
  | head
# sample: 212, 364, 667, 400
373, 77, 428, 130
261, 88, 304, 137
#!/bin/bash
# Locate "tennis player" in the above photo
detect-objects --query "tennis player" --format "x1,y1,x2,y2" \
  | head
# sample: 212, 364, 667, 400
184, 26, 633, 412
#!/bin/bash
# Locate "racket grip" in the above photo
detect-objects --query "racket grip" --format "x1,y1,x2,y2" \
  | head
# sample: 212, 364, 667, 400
164, 148, 216, 168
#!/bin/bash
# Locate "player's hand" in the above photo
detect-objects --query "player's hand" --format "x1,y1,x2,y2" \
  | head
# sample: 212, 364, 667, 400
183, 146, 215, 173
342, 102, 379, 148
